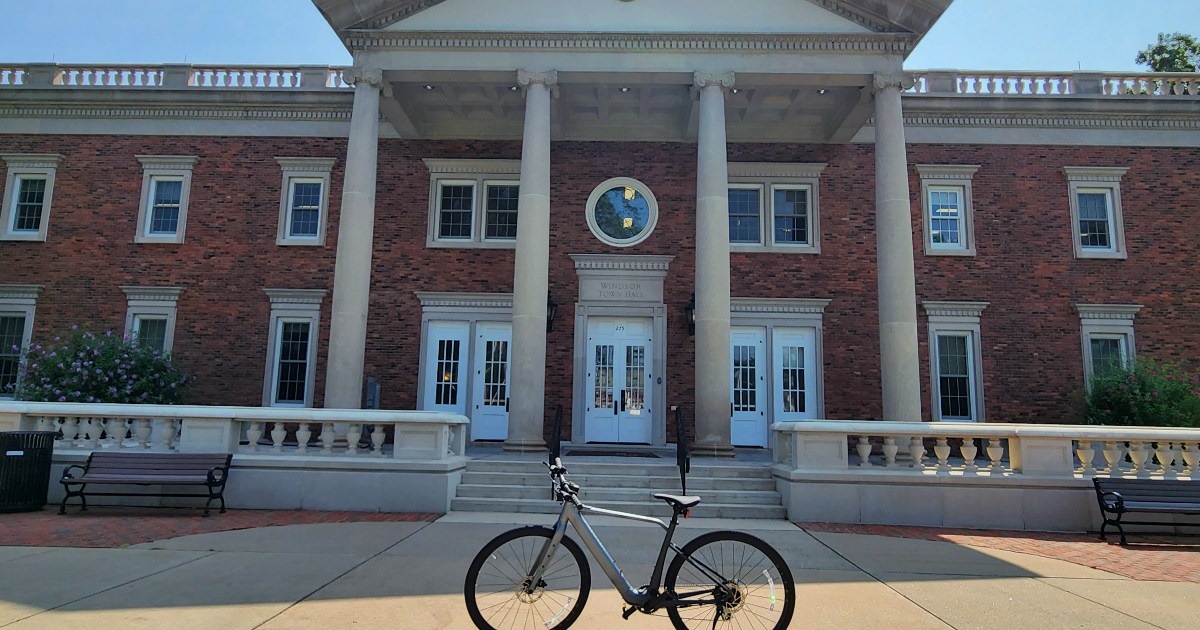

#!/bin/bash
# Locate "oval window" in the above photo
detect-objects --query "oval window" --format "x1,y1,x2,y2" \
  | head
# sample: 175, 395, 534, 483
585, 177, 658, 247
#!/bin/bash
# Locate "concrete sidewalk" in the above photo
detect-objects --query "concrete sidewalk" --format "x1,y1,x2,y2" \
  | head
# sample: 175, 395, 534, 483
0, 511, 1196, 630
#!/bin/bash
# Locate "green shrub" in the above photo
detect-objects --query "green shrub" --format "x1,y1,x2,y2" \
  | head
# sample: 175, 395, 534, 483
1085, 358, 1200, 428
11, 326, 187, 404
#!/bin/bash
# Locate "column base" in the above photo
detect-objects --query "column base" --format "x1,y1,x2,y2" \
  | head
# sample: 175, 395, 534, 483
502, 438, 547, 453
690, 440, 736, 458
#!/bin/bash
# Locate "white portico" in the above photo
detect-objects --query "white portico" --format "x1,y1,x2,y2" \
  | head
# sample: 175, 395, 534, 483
314, 0, 951, 451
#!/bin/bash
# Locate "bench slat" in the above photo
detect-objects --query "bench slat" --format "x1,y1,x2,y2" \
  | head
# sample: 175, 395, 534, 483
72, 474, 214, 484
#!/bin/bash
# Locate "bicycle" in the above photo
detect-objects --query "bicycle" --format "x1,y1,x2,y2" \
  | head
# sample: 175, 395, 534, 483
463, 458, 795, 629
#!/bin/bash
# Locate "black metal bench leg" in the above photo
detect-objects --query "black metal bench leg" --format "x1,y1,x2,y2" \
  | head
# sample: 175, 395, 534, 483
1098, 520, 1108, 541
218, 493, 226, 514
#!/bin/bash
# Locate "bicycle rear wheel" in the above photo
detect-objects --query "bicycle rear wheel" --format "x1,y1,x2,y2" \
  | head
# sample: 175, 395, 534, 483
664, 530, 795, 630
464, 526, 591, 630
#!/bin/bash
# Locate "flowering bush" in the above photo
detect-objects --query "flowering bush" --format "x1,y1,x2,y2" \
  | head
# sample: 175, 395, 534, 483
1085, 358, 1200, 428
10, 326, 187, 404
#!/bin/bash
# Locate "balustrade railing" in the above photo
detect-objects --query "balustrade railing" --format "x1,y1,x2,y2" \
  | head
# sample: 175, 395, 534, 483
0, 402, 468, 461
773, 421, 1200, 479
910, 70, 1199, 98
0, 64, 351, 90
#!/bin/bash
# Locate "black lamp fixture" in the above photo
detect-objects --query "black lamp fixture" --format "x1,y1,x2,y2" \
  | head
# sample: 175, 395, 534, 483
685, 294, 696, 336
546, 294, 558, 332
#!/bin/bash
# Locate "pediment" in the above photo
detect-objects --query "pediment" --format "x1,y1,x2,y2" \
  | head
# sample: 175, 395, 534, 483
378, 0, 871, 35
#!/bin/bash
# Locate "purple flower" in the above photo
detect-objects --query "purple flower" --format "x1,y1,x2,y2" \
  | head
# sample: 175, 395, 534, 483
57, 396, 66, 402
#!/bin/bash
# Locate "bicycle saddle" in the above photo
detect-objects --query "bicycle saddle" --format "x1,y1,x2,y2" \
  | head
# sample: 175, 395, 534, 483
652, 493, 701, 510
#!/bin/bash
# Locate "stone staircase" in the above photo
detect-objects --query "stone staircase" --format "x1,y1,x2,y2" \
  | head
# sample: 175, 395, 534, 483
451, 457, 787, 519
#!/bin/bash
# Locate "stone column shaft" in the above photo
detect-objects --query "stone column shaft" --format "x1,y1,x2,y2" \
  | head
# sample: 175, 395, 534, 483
324, 68, 381, 408
873, 74, 923, 421
504, 70, 556, 452
693, 72, 735, 457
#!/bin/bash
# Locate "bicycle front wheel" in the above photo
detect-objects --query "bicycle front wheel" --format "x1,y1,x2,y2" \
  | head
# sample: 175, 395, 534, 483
664, 530, 795, 630
464, 526, 591, 630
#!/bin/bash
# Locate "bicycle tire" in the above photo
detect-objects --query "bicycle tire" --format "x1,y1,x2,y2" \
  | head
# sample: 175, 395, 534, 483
664, 530, 795, 630
464, 526, 591, 630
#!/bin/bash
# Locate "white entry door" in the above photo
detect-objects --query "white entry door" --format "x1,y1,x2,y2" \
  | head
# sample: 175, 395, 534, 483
730, 327, 768, 447
773, 327, 817, 421
423, 321, 469, 415
584, 317, 653, 444
470, 322, 511, 440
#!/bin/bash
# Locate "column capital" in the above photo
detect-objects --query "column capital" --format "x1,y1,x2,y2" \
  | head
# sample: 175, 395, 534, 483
517, 69, 559, 97
872, 72, 915, 93
347, 67, 384, 89
693, 71, 736, 91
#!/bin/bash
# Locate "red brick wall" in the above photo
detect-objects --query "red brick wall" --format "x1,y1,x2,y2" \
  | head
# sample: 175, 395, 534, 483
2, 134, 1197, 431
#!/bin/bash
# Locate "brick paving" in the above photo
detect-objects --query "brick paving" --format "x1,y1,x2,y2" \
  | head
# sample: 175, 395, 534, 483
798, 521, 1200, 583
0, 508, 438, 548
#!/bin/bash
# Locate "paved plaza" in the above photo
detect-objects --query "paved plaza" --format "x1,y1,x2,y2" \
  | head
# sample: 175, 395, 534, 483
0, 508, 1197, 629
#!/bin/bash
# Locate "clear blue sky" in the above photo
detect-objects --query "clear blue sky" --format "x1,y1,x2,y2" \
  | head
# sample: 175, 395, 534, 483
0, 0, 1196, 71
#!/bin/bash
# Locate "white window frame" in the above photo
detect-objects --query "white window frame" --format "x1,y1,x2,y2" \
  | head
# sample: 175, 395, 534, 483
423, 158, 521, 248
1075, 303, 1141, 387
728, 162, 825, 253
0, 284, 41, 399
135, 155, 198, 244
1, 154, 62, 242
262, 288, 326, 408
585, 176, 660, 248
121, 286, 183, 355
275, 157, 335, 246
729, 297, 830, 423
1064, 166, 1128, 260
916, 164, 979, 256
923, 301, 988, 422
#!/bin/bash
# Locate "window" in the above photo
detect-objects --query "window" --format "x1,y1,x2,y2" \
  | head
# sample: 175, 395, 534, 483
916, 164, 979, 256
1075, 303, 1141, 387
1, 154, 62, 242
275, 157, 335, 246
1064, 166, 1128, 259
262, 288, 326, 407
923, 301, 988, 422
0, 284, 40, 398
727, 162, 825, 253
585, 177, 659, 247
122, 286, 183, 356
423, 158, 521, 248
135, 155, 198, 244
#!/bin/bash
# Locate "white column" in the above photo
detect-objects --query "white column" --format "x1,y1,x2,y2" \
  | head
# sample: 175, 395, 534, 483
873, 73, 923, 422
504, 69, 557, 452
324, 67, 381, 408
692, 72, 735, 457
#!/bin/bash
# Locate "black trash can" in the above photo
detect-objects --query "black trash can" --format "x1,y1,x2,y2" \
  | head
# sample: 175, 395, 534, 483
0, 431, 57, 512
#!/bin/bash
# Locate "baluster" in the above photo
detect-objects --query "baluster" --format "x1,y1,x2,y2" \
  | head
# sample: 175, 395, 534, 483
346, 423, 362, 455
959, 437, 979, 474
134, 419, 152, 448
79, 417, 98, 448
855, 435, 873, 467
271, 421, 287, 453
1182, 443, 1198, 477
1128, 441, 1150, 476
61, 417, 80, 446
1156, 442, 1177, 478
908, 436, 926, 471
1102, 441, 1121, 474
882, 436, 898, 467
1075, 440, 1096, 476
991, 77, 1003, 94
371, 424, 386, 456
33, 415, 51, 432
296, 422, 312, 454
108, 418, 129, 448
160, 419, 178, 450
986, 438, 1005, 473
320, 422, 336, 454
933, 437, 951, 474
245, 421, 263, 453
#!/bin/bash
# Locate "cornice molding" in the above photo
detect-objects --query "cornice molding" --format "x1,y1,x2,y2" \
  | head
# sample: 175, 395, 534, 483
120, 286, 184, 303
803, 0, 894, 33
922, 300, 989, 319
731, 297, 831, 315
0, 284, 43, 302
421, 158, 522, 175
569, 254, 675, 272
275, 157, 337, 173
345, 31, 913, 54
914, 164, 980, 180
1075, 304, 1143, 321
136, 155, 199, 169
263, 288, 327, 305
0, 104, 352, 122
415, 291, 514, 309
0, 153, 63, 169
899, 111, 1200, 131
1062, 166, 1129, 182
728, 162, 827, 179
359, 0, 450, 30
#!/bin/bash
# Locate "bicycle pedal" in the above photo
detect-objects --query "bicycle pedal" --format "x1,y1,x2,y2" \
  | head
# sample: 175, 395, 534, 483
621, 604, 637, 620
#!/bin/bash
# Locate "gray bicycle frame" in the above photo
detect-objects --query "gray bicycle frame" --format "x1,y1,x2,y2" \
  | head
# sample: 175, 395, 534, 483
528, 497, 687, 607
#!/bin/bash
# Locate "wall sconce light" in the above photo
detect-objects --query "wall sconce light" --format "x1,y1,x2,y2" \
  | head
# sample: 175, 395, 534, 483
546, 295, 558, 332
685, 294, 696, 336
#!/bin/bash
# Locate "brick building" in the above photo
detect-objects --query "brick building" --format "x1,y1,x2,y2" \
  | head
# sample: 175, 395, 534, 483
2, 0, 1198, 458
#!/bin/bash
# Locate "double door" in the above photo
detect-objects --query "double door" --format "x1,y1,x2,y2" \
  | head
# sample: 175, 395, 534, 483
730, 326, 817, 447
422, 321, 511, 441
584, 317, 653, 444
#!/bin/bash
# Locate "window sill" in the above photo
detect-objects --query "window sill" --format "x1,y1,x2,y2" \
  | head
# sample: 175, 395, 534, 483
277, 237, 325, 247
1, 231, 47, 242
1075, 250, 1128, 260
730, 244, 820, 254
135, 234, 185, 245
425, 239, 518, 250
925, 247, 977, 257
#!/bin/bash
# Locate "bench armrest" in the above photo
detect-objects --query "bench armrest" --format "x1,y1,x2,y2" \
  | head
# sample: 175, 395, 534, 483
1099, 490, 1125, 511
207, 466, 228, 485
60, 464, 86, 482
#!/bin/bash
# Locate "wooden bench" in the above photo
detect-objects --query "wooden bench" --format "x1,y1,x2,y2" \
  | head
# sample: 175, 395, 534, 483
1092, 477, 1200, 545
60, 452, 232, 517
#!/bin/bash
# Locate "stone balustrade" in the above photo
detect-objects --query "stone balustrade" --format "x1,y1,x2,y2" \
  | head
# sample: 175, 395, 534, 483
0, 401, 468, 461
0, 64, 349, 90
912, 70, 1200, 98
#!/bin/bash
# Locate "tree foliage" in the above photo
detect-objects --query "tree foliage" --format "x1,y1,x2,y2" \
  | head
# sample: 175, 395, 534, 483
1136, 32, 1200, 72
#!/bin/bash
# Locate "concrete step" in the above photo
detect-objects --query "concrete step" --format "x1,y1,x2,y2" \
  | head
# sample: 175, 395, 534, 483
465, 459, 774, 479
459, 471, 776, 492
455, 484, 784, 505
449, 497, 788, 520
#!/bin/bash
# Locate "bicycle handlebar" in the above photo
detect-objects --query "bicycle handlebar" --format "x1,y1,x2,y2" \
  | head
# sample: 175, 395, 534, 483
546, 457, 581, 504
